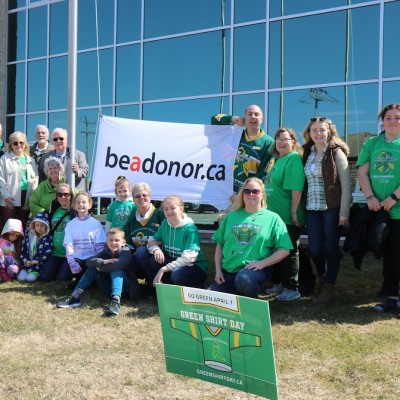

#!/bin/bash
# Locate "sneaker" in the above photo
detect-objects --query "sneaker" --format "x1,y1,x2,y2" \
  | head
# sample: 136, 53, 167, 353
265, 283, 285, 295
276, 288, 301, 301
396, 300, 400, 309
106, 300, 121, 316
375, 297, 398, 312
56, 296, 81, 308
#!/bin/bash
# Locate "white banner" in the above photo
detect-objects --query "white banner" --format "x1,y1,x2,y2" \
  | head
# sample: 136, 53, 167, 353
90, 116, 242, 210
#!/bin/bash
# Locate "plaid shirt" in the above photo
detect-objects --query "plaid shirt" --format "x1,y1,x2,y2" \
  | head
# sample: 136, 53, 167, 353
304, 145, 327, 211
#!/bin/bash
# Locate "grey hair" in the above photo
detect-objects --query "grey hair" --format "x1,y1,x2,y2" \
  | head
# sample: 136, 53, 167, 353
51, 127, 67, 139
132, 182, 152, 196
44, 156, 65, 177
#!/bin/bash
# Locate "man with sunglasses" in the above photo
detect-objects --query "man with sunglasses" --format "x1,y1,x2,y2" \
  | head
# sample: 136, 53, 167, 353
38, 128, 89, 191
211, 105, 274, 200
29, 125, 54, 166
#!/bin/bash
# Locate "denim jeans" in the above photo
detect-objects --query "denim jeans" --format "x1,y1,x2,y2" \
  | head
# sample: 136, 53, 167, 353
41, 255, 72, 282
134, 246, 153, 282
210, 267, 273, 298
149, 254, 207, 289
306, 208, 341, 284
95, 270, 127, 298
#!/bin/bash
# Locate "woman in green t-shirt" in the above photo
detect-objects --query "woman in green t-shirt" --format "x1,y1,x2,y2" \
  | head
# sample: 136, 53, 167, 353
357, 103, 400, 313
211, 177, 293, 298
264, 128, 305, 301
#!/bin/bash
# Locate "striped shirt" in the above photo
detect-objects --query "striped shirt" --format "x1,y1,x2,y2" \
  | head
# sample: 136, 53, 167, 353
304, 145, 327, 211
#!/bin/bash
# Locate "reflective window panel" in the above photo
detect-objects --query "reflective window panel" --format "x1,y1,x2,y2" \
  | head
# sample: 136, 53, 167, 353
235, 0, 266, 23
6, 115, 25, 137
27, 113, 46, 141
144, 30, 231, 100
117, 0, 141, 43
116, 45, 141, 103
77, 49, 114, 108
7, 63, 26, 114
233, 24, 266, 92
50, 1, 68, 55
8, 0, 26, 11
78, 0, 115, 50
383, 81, 400, 109
269, 6, 379, 88
115, 105, 140, 119
144, 0, 231, 38
8, 11, 26, 62
49, 56, 67, 110
27, 59, 47, 112
383, 1, 400, 78
232, 93, 266, 129
48, 111, 67, 133
28, 6, 47, 59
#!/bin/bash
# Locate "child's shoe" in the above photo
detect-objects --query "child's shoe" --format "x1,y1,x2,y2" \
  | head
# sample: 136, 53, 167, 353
106, 299, 121, 316
56, 295, 81, 308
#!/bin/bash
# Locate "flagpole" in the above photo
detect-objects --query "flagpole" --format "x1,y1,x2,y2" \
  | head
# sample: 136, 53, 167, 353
67, 0, 78, 191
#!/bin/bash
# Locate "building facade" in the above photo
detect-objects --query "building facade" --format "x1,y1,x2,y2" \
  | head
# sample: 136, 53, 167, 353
1, 0, 400, 166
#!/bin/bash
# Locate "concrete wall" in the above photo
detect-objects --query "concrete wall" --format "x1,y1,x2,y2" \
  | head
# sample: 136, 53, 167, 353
0, 2, 6, 129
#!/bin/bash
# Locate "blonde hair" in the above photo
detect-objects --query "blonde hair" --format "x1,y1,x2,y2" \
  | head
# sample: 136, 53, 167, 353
7, 131, 30, 155
161, 195, 184, 210
114, 176, 131, 195
231, 178, 266, 211
132, 182, 151, 196
107, 227, 125, 238
73, 192, 93, 209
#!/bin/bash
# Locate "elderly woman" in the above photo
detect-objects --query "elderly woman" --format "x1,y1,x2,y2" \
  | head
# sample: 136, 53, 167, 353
302, 117, 351, 303
0, 131, 38, 228
264, 128, 305, 301
29, 156, 65, 217
211, 177, 292, 298
41, 183, 75, 281
124, 182, 165, 285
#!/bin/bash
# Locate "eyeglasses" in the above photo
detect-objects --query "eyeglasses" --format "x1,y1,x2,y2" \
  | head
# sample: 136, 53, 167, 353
243, 188, 261, 195
310, 117, 327, 123
276, 138, 293, 143
134, 194, 150, 199
53, 137, 65, 142
57, 192, 71, 198
12, 141, 25, 146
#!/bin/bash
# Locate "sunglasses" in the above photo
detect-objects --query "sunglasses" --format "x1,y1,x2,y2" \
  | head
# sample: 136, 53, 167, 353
53, 137, 65, 142
12, 141, 25, 146
310, 117, 327, 123
134, 194, 150, 199
57, 192, 71, 198
243, 188, 261, 195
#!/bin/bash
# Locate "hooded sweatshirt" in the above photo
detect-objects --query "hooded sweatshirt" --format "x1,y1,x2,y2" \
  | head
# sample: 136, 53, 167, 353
20, 213, 53, 271
0, 218, 24, 268
150, 214, 208, 273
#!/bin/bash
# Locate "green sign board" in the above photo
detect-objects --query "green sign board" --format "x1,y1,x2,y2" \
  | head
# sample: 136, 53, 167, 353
156, 284, 278, 399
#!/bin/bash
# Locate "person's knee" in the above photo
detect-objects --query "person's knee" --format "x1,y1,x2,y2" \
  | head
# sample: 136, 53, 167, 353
235, 270, 259, 298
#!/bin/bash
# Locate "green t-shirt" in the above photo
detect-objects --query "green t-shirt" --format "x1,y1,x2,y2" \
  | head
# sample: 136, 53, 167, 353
51, 207, 73, 257
264, 152, 306, 226
357, 135, 400, 219
106, 199, 135, 229
19, 155, 28, 190
212, 208, 293, 273
153, 219, 208, 273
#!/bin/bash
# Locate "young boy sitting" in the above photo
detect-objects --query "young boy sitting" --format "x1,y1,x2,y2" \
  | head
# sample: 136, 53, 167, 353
56, 227, 139, 316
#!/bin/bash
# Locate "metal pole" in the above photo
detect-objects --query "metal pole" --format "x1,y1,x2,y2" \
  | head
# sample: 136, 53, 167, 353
67, 0, 78, 191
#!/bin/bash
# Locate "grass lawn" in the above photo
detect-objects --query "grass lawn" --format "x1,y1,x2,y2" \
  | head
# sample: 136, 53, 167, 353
0, 246, 399, 400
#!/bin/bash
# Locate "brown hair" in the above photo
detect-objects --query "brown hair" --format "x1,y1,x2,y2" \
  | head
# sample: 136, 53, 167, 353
73, 192, 93, 209
378, 103, 400, 121
161, 195, 184, 211
272, 127, 303, 156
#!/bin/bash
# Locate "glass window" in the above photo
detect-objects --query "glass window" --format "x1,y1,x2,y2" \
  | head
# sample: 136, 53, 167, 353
144, 0, 231, 38
269, 0, 369, 18
27, 113, 46, 141
117, 0, 141, 43
28, 6, 47, 59
78, 0, 115, 50
144, 30, 230, 100
49, 56, 67, 110
116, 104, 140, 119
116, 45, 141, 103
233, 24, 265, 92
50, 1, 68, 55
383, 81, 400, 109
6, 115, 25, 137
8, 11, 26, 62
269, 7, 379, 88
48, 110, 67, 132
77, 49, 114, 108
235, 0, 266, 23
8, 1, 26, 11
383, 1, 400, 78
267, 84, 378, 143
7, 63, 25, 114
143, 97, 228, 124
27, 60, 47, 112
